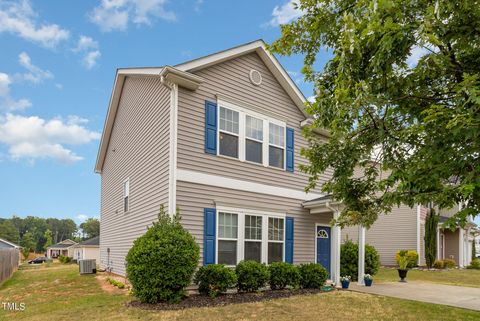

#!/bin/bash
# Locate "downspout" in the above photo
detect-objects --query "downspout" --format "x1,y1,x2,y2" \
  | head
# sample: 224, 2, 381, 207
161, 75, 178, 216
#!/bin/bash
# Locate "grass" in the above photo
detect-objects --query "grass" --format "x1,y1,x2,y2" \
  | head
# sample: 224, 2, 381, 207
0, 264, 478, 321
375, 267, 480, 288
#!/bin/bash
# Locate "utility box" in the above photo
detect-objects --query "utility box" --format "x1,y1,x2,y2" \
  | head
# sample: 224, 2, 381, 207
79, 259, 96, 274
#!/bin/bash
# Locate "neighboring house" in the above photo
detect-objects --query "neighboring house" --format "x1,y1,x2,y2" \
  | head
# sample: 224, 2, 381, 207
474, 228, 480, 259
73, 236, 100, 262
94, 40, 472, 284
0, 238, 21, 249
47, 239, 77, 258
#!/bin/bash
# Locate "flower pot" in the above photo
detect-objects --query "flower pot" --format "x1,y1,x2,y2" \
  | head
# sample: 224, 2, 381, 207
341, 280, 350, 289
397, 269, 408, 282
364, 279, 373, 287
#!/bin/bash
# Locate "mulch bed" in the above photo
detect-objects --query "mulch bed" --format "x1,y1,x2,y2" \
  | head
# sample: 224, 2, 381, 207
127, 288, 327, 311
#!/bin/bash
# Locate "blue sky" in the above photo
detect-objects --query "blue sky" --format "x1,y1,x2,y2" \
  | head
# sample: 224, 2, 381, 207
0, 0, 322, 224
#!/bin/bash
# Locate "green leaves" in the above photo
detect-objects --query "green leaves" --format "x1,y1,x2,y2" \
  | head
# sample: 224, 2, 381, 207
271, 0, 480, 227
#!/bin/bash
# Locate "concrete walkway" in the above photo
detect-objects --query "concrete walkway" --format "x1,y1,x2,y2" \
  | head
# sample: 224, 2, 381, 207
349, 282, 480, 311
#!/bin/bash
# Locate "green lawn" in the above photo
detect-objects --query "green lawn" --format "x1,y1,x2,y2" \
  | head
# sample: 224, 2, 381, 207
375, 267, 480, 288
0, 264, 479, 321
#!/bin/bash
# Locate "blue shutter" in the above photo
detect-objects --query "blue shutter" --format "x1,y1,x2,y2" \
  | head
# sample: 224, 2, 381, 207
205, 101, 217, 154
286, 127, 294, 172
285, 216, 294, 263
203, 208, 216, 265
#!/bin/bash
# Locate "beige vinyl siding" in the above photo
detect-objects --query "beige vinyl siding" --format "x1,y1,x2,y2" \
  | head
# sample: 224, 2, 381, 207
176, 180, 332, 265
99, 76, 171, 276
176, 52, 330, 193
342, 204, 418, 266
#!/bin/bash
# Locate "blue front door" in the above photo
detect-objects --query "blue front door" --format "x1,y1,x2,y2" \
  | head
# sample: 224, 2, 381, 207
316, 226, 331, 275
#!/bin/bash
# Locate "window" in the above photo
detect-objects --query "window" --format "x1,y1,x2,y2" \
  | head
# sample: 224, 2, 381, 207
123, 180, 129, 212
218, 212, 238, 265
268, 217, 284, 263
269, 123, 285, 169
219, 107, 239, 158
216, 101, 287, 169
244, 215, 262, 262
245, 116, 263, 164
216, 208, 284, 265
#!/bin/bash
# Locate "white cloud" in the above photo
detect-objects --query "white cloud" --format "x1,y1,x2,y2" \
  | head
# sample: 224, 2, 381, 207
74, 35, 98, 52
76, 214, 89, 222
194, 0, 204, 13
0, 72, 31, 111
16, 52, 54, 84
89, 0, 175, 32
267, 0, 304, 27
0, 113, 101, 164
0, 0, 69, 48
82, 50, 102, 69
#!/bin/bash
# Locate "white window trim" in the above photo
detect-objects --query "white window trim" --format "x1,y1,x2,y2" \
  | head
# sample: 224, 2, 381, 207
123, 178, 130, 213
216, 206, 286, 266
217, 99, 286, 170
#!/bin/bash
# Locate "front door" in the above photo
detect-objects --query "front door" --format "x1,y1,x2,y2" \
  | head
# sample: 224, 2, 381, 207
316, 226, 331, 275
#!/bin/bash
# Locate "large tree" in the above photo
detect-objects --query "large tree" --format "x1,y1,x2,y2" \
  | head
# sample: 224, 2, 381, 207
0, 220, 20, 244
79, 218, 100, 239
270, 0, 480, 228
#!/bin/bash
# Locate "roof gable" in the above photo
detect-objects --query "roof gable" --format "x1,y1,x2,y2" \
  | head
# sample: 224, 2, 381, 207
0, 238, 21, 248
95, 39, 308, 173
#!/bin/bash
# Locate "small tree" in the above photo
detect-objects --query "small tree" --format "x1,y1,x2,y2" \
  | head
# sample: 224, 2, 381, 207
126, 205, 199, 303
424, 209, 439, 269
43, 229, 53, 251
21, 231, 35, 259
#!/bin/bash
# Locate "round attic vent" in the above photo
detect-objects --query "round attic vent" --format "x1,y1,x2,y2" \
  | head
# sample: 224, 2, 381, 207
249, 69, 262, 86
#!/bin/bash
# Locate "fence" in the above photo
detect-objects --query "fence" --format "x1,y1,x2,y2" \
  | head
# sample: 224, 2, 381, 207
0, 248, 20, 285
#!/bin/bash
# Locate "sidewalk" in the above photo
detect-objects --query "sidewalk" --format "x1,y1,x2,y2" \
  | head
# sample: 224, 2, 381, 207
349, 282, 480, 311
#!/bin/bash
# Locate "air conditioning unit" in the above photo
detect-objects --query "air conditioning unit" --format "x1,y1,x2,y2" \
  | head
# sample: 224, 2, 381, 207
79, 259, 97, 274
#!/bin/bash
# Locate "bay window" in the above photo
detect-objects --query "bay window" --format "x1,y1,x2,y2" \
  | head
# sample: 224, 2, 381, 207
216, 208, 285, 265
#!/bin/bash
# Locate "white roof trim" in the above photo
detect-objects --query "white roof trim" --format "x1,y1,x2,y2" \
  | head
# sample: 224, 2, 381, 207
0, 238, 21, 248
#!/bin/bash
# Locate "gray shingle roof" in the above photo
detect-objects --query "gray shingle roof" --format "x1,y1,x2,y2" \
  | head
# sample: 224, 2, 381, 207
79, 236, 99, 246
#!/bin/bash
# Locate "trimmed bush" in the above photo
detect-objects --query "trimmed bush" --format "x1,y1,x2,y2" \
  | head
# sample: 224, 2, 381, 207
268, 262, 301, 290
432, 260, 444, 269
194, 264, 237, 297
443, 259, 456, 269
58, 255, 71, 264
340, 239, 380, 281
106, 277, 125, 289
298, 263, 328, 289
126, 205, 200, 303
395, 250, 418, 268
235, 260, 269, 292
467, 259, 480, 270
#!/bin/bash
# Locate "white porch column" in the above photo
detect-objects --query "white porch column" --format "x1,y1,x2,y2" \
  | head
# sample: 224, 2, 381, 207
459, 228, 465, 267
358, 225, 366, 285
332, 210, 341, 286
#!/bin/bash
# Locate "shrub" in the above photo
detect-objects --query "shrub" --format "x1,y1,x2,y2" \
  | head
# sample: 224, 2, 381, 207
268, 262, 301, 290
424, 209, 439, 268
395, 250, 418, 268
467, 259, 480, 270
340, 239, 380, 281
106, 277, 126, 289
58, 255, 71, 264
432, 260, 444, 269
443, 259, 456, 269
298, 263, 328, 289
194, 264, 237, 297
235, 260, 269, 292
126, 205, 200, 303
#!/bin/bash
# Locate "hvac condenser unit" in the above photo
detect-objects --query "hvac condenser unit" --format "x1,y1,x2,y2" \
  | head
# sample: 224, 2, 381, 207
79, 259, 97, 274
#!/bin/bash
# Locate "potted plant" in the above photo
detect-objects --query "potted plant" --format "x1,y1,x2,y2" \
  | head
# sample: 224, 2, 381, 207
340, 276, 351, 289
397, 256, 409, 282
364, 274, 373, 287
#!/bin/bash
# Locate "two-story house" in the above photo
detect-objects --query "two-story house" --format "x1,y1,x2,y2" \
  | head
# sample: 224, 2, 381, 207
95, 40, 475, 286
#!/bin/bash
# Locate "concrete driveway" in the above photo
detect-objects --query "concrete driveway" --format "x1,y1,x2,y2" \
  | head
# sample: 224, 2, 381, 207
349, 282, 480, 311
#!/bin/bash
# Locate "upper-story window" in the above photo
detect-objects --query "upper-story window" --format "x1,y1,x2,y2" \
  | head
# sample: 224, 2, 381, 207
269, 123, 285, 169
123, 179, 129, 213
219, 107, 240, 158
217, 102, 286, 170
